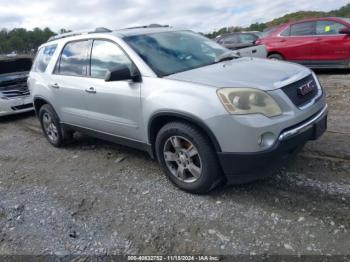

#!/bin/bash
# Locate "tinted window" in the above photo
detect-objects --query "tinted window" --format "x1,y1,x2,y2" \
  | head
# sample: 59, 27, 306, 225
33, 44, 57, 73
280, 27, 290, 36
222, 35, 239, 44
90, 40, 132, 79
57, 41, 90, 76
239, 34, 257, 43
290, 22, 315, 36
261, 26, 281, 37
316, 20, 346, 35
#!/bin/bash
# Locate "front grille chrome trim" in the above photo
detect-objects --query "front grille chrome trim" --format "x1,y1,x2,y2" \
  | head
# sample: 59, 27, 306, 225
281, 73, 322, 109
278, 104, 328, 141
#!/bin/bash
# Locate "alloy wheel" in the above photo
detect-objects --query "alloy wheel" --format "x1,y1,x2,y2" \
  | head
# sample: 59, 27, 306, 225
42, 112, 59, 143
163, 136, 202, 183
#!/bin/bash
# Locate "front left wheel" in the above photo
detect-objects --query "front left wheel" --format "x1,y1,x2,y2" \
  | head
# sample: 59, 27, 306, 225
155, 122, 223, 194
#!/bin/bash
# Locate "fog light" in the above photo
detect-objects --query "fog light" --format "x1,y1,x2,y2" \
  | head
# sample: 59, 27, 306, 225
259, 132, 276, 148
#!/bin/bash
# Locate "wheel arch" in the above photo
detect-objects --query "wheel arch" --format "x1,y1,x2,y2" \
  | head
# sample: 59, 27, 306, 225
148, 111, 222, 157
267, 51, 285, 59
33, 96, 54, 117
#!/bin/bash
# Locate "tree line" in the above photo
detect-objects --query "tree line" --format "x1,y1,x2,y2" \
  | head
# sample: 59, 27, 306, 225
0, 28, 70, 55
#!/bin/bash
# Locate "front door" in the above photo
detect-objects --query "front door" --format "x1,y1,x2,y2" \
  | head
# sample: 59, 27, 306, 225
284, 21, 316, 61
82, 39, 142, 141
312, 20, 350, 61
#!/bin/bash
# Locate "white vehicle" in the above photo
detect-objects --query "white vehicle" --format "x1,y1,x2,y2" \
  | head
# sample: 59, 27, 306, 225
232, 45, 267, 58
0, 56, 34, 117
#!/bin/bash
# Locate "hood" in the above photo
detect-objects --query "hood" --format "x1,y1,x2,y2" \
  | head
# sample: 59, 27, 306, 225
0, 72, 29, 91
165, 57, 311, 91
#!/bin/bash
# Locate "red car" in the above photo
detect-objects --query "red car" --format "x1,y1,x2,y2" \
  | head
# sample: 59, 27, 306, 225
256, 17, 350, 68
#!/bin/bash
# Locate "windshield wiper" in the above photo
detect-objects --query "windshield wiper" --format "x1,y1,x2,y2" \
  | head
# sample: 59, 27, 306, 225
214, 51, 241, 63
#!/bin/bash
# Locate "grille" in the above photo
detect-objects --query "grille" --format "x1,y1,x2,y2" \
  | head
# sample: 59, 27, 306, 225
281, 74, 319, 107
0, 79, 29, 98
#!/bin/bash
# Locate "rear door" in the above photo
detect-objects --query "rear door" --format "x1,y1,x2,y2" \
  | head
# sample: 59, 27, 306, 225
283, 21, 316, 61
82, 39, 142, 141
313, 20, 350, 61
50, 40, 91, 126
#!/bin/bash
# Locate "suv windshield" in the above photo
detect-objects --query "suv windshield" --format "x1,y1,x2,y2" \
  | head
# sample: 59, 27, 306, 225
124, 30, 228, 77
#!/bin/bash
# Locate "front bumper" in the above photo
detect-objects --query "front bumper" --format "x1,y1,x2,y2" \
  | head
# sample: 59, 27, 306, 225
218, 105, 328, 184
0, 96, 34, 117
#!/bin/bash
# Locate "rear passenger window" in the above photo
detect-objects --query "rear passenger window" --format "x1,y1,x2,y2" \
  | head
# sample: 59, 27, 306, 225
222, 35, 239, 44
316, 21, 346, 35
90, 40, 132, 79
32, 44, 57, 73
57, 41, 90, 76
239, 34, 257, 43
290, 22, 315, 36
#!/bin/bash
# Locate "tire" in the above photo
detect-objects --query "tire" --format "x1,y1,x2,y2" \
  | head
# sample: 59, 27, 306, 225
39, 104, 72, 147
155, 122, 223, 194
268, 53, 283, 60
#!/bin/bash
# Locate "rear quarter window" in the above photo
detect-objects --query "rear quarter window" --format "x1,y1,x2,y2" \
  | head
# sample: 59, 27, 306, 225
32, 44, 57, 73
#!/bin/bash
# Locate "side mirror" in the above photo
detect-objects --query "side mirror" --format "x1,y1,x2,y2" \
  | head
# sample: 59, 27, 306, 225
105, 64, 141, 82
339, 28, 350, 35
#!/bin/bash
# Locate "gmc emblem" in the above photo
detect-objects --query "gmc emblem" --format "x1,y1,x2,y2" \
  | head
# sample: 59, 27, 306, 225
298, 81, 315, 96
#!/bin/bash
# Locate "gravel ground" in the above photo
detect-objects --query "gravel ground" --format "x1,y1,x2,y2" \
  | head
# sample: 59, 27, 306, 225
0, 72, 349, 256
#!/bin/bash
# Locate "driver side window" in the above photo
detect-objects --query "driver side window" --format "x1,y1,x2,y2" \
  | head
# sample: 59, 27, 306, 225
90, 40, 132, 79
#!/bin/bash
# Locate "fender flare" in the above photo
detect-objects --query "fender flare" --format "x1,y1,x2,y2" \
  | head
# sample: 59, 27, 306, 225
148, 111, 222, 153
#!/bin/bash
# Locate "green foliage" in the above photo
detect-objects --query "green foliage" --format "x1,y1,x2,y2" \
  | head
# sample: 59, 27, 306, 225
0, 27, 58, 55
207, 3, 350, 38
248, 22, 267, 32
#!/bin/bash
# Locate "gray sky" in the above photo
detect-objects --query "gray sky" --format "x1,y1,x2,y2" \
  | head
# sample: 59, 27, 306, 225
1, 0, 349, 33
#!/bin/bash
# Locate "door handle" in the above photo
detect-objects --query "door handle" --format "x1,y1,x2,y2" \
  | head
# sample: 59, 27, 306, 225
85, 87, 97, 94
50, 83, 60, 89
279, 39, 286, 42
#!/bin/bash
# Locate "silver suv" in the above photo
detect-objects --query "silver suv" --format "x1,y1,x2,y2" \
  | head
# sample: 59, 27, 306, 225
28, 26, 327, 194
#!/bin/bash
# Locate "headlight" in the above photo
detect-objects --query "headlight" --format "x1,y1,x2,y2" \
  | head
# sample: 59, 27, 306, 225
217, 88, 282, 117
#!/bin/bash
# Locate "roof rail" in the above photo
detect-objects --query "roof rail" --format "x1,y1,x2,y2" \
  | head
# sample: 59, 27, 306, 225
120, 24, 170, 30
47, 27, 112, 42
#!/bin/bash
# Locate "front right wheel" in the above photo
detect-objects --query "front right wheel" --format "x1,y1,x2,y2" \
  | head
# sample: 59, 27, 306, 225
155, 122, 223, 194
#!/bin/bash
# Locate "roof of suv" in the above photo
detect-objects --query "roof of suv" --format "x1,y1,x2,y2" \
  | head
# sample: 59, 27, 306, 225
47, 25, 179, 43
114, 26, 179, 37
